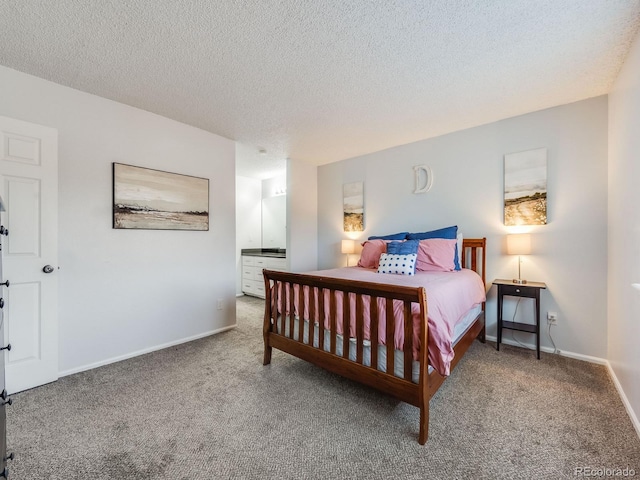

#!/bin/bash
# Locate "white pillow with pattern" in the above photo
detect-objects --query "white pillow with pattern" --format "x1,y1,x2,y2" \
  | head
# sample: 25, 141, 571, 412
377, 253, 417, 276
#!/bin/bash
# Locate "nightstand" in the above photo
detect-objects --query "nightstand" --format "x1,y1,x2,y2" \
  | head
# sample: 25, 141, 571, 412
493, 279, 547, 359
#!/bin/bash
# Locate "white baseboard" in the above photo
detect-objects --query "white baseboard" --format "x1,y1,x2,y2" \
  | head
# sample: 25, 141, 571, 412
487, 334, 639, 439
59, 324, 237, 378
485, 334, 607, 365
606, 362, 640, 440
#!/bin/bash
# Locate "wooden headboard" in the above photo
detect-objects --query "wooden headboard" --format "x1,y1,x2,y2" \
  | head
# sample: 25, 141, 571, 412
461, 238, 487, 287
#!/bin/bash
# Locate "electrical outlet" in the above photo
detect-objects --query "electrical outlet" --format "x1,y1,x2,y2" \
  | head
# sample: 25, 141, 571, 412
547, 311, 558, 324
217, 299, 223, 310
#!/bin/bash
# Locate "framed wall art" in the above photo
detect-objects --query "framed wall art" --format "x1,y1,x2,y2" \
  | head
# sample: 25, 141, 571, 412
343, 181, 364, 232
504, 148, 547, 226
113, 163, 209, 231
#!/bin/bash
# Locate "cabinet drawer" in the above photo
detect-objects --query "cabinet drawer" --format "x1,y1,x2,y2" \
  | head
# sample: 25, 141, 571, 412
500, 284, 537, 297
242, 279, 266, 298
253, 257, 268, 267
252, 266, 265, 281
242, 256, 255, 266
242, 267, 254, 278
242, 279, 259, 293
267, 258, 287, 271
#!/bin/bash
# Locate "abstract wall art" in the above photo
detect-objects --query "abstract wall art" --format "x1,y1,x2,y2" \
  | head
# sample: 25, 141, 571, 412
504, 148, 547, 226
113, 163, 209, 231
343, 181, 364, 232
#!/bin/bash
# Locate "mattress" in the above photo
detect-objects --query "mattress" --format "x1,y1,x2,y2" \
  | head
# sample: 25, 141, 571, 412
275, 304, 482, 384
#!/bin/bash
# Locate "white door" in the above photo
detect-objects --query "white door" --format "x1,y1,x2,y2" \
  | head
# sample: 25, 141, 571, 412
0, 116, 58, 394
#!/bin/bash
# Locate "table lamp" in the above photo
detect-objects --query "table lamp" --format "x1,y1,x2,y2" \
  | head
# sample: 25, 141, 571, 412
341, 239, 355, 266
507, 234, 531, 284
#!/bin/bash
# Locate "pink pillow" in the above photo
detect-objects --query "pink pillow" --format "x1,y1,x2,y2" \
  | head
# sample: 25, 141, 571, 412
416, 238, 457, 272
357, 240, 387, 269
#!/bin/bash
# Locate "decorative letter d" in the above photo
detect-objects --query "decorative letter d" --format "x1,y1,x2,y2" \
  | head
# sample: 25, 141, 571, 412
413, 165, 433, 194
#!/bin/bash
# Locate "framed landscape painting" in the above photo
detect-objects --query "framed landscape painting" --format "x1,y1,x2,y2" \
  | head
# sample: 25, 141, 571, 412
504, 148, 547, 226
343, 181, 364, 232
113, 163, 209, 231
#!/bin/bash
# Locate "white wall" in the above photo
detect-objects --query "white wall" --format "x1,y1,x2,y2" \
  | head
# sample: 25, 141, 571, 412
235, 175, 262, 295
608, 31, 640, 433
287, 158, 318, 273
318, 96, 608, 359
0, 65, 237, 374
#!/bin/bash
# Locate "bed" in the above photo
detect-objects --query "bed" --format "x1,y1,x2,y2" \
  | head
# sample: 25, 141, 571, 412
261, 238, 487, 444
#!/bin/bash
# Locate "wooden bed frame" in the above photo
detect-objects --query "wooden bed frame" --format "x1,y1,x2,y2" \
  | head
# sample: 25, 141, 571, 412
262, 238, 486, 444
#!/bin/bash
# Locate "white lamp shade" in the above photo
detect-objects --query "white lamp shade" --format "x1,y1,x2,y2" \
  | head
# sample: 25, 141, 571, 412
341, 239, 355, 254
507, 234, 531, 255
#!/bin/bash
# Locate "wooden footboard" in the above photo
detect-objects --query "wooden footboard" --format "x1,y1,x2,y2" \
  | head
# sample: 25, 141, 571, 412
262, 238, 486, 444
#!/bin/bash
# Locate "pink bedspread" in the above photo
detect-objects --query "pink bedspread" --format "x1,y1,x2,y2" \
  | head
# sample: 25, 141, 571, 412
271, 267, 486, 376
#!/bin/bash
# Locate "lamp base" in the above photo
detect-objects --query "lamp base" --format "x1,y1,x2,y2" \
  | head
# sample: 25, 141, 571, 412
512, 278, 527, 284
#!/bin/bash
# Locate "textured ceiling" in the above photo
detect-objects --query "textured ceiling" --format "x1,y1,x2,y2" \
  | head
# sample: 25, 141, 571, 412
235, 143, 286, 180
1, 1, 639, 173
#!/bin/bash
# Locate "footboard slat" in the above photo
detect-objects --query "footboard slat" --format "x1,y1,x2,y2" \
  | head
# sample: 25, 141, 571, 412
298, 283, 304, 343
355, 294, 364, 364
309, 286, 316, 347
279, 281, 286, 335
288, 282, 295, 339
342, 292, 350, 359
403, 300, 413, 382
370, 296, 379, 371
386, 299, 395, 376
330, 290, 337, 354
319, 287, 325, 350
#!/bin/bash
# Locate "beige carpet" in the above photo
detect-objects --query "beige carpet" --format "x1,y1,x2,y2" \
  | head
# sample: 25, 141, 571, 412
6, 295, 640, 479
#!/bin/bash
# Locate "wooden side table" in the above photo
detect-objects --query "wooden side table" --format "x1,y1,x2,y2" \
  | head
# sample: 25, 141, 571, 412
493, 279, 547, 359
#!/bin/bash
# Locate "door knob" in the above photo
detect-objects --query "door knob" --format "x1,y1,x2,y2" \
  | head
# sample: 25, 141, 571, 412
0, 344, 10, 352
43, 265, 54, 274
0, 280, 8, 288
0, 225, 7, 236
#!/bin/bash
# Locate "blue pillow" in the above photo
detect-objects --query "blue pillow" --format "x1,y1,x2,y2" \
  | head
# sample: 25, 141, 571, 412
377, 253, 417, 276
386, 239, 419, 255
406, 225, 457, 240
368, 232, 409, 241
407, 226, 460, 270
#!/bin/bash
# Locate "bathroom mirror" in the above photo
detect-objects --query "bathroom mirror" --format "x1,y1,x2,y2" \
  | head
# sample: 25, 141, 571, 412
261, 195, 286, 248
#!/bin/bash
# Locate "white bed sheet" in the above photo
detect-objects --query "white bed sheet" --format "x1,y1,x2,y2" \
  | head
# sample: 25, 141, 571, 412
275, 304, 482, 384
